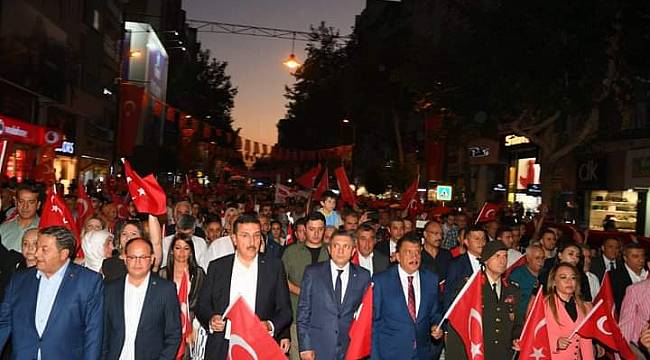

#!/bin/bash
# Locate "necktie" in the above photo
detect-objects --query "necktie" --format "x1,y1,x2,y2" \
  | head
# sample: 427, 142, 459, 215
492, 282, 499, 301
334, 269, 343, 305
407, 276, 416, 321
609, 261, 615, 271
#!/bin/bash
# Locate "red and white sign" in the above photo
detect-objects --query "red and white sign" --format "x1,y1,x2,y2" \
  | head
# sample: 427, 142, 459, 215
0, 114, 63, 147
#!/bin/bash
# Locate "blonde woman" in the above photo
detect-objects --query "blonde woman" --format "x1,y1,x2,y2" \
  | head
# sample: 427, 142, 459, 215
544, 262, 594, 359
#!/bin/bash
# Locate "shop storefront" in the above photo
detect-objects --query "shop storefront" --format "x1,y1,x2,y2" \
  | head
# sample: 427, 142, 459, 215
54, 140, 78, 192
0, 114, 63, 183
503, 134, 543, 214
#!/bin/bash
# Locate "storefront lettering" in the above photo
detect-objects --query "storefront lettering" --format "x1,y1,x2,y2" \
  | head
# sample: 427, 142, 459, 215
55, 141, 75, 154
578, 160, 599, 182
504, 134, 531, 146
468, 147, 490, 158
5, 126, 28, 138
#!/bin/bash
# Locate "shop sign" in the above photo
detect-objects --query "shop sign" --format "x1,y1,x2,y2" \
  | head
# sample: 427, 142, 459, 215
467, 138, 500, 165
576, 158, 607, 189
55, 141, 75, 155
504, 134, 531, 147
0, 114, 63, 147
625, 148, 650, 188
526, 184, 542, 196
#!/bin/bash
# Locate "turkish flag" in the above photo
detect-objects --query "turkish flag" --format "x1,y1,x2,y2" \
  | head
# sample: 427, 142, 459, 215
400, 177, 419, 210
518, 288, 551, 360
345, 284, 373, 360
594, 271, 617, 320
574, 299, 635, 359
123, 159, 167, 215
313, 168, 329, 201
118, 83, 144, 156
296, 164, 322, 188
40, 189, 81, 255
334, 166, 357, 208
475, 202, 501, 224
285, 223, 294, 246
223, 296, 286, 360
76, 182, 94, 226
443, 270, 485, 360
175, 271, 191, 360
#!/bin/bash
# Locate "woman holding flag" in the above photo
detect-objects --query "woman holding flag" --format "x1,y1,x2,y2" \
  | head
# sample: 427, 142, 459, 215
160, 232, 207, 359
543, 262, 595, 359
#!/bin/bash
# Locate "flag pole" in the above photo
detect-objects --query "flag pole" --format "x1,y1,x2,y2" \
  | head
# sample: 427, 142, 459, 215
474, 202, 486, 225
436, 269, 481, 329
568, 299, 603, 340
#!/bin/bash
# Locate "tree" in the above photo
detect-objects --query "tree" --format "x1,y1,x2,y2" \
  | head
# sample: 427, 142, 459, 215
278, 22, 350, 150
423, 0, 650, 206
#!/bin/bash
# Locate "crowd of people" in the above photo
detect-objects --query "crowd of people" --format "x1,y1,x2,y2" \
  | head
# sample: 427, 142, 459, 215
0, 179, 649, 359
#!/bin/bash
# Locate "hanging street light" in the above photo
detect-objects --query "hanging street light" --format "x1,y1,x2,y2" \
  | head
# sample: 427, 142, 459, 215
283, 32, 301, 70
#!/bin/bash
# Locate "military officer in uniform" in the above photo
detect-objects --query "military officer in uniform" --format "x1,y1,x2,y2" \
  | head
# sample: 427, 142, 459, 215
445, 240, 524, 359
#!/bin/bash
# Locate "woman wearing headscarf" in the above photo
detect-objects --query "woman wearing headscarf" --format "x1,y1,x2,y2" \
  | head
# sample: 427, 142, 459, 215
81, 229, 113, 273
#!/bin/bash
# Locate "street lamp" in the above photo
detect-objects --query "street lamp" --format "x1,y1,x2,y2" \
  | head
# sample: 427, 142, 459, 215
283, 32, 301, 70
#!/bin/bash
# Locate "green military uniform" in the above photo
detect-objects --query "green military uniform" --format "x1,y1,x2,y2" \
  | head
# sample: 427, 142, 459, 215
446, 274, 524, 359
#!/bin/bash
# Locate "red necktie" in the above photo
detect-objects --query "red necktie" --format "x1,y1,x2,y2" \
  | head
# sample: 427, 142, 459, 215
407, 275, 416, 321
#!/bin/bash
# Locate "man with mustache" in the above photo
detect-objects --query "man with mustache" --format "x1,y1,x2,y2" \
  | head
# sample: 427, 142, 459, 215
371, 232, 444, 359
196, 214, 292, 359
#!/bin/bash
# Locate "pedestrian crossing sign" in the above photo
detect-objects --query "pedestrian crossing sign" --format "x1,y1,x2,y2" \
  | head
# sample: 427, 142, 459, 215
436, 185, 452, 201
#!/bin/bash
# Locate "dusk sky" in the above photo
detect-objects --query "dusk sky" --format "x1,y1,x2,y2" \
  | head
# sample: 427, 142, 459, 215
183, 0, 366, 147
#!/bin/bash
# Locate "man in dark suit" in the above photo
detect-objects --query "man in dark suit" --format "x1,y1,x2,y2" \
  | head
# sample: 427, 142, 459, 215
355, 223, 390, 276
0, 226, 104, 360
375, 218, 405, 262
590, 237, 622, 282
196, 214, 292, 360
443, 225, 487, 311
102, 238, 181, 360
611, 242, 647, 315
297, 230, 371, 359
446, 240, 524, 359
371, 232, 444, 359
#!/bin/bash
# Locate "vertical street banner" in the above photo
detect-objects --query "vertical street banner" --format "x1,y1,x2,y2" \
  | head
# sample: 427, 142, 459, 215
118, 83, 144, 156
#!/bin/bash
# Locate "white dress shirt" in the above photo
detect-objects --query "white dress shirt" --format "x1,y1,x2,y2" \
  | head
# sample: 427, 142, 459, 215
603, 255, 617, 271
229, 254, 258, 313
162, 234, 209, 271
120, 273, 150, 360
586, 271, 600, 300
389, 240, 397, 256
397, 266, 420, 317
330, 260, 350, 303
358, 253, 374, 276
625, 263, 648, 284
468, 253, 482, 273
487, 275, 502, 299
205, 235, 235, 264
35, 260, 70, 337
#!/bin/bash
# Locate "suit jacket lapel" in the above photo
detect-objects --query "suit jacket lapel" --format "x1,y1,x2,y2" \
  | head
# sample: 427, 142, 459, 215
324, 261, 340, 311
116, 277, 126, 342
28, 270, 40, 335
391, 266, 412, 321
255, 256, 268, 315
416, 272, 428, 322
341, 264, 358, 310
40, 264, 74, 339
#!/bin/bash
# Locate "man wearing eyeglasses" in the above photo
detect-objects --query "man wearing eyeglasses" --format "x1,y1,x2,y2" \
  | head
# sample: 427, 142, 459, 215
102, 238, 181, 360
196, 214, 293, 359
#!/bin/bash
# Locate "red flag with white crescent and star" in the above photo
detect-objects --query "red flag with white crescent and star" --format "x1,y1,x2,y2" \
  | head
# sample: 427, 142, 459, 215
285, 222, 294, 246
223, 296, 286, 360
122, 159, 167, 215
39, 188, 81, 255
474, 202, 501, 224
518, 287, 551, 360
296, 164, 322, 189
442, 270, 485, 360
345, 284, 373, 360
175, 271, 191, 360
76, 181, 94, 226
573, 299, 635, 359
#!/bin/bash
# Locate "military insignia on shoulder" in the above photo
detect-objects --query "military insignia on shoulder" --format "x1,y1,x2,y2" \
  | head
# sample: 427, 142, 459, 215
509, 280, 520, 288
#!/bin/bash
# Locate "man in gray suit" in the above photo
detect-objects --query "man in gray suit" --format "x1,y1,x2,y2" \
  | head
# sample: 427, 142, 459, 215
297, 230, 371, 360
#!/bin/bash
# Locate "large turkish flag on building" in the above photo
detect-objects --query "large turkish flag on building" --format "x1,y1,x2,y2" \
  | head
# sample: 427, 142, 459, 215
223, 296, 285, 360
118, 83, 144, 156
